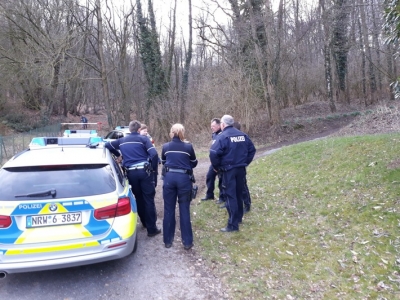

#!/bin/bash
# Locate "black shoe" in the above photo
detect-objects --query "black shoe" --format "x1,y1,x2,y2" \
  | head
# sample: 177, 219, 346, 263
220, 227, 238, 233
165, 243, 172, 248
216, 199, 225, 204
201, 197, 214, 201
147, 228, 161, 237
244, 206, 251, 213
183, 244, 193, 250
219, 203, 226, 209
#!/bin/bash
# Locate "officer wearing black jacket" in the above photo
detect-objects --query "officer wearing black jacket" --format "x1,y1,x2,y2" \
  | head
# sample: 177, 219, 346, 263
232, 121, 252, 213
161, 124, 198, 250
210, 115, 256, 232
105, 120, 161, 237
201, 118, 223, 201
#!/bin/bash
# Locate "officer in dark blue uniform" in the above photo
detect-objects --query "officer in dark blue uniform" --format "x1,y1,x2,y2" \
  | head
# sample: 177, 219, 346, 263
161, 124, 198, 250
210, 115, 256, 232
201, 118, 223, 201
232, 121, 251, 213
105, 120, 161, 237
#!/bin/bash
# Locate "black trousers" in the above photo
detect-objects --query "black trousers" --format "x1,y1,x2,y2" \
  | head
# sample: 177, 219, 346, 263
127, 168, 158, 234
222, 167, 245, 230
205, 165, 224, 200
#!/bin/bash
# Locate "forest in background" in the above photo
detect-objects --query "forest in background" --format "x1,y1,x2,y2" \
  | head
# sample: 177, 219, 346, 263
0, 0, 398, 142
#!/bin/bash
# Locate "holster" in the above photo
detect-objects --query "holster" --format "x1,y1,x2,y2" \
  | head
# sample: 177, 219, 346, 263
161, 165, 166, 177
191, 185, 198, 199
190, 174, 196, 183
144, 163, 152, 176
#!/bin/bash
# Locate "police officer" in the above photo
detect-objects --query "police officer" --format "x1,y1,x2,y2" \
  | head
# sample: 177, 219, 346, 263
105, 120, 161, 237
232, 121, 251, 213
140, 123, 158, 187
210, 115, 256, 232
201, 118, 223, 202
161, 124, 198, 250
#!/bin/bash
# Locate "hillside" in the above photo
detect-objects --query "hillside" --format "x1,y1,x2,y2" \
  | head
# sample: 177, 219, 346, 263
3, 99, 398, 146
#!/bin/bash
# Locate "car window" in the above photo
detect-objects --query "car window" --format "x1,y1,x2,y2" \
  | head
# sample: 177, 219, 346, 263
105, 131, 117, 139
116, 132, 124, 139
111, 159, 125, 186
0, 164, 117, 200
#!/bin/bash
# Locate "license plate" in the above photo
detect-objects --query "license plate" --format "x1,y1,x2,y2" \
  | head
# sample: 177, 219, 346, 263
26, 212, 82, 228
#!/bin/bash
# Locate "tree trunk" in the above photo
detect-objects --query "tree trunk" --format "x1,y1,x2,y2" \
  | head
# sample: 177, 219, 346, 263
359, 0, 376, 104
95, 0, 113, 127
320, 0, 336, 112
370, 0, 382, 91
244, 0, 281, 125
357, 18, 367, 106
166, 0, 177, 85
180, 0, 192, 124
332, 0, 349, 104
386, 43, 395, 100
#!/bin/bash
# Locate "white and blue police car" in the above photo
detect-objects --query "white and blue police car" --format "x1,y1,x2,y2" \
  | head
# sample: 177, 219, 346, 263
0, 136, 138, 277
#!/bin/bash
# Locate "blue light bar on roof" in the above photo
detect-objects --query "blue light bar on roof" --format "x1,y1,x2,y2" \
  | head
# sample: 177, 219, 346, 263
29, 137, 58, 148
29, 137, 103, 148
30, 137, 46, 147
115, 126, 129, 130
90, 137, 103, 144
63, 129, 98, 137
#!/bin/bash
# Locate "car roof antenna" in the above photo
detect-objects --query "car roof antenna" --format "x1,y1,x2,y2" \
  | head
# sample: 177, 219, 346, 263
60, 136, 64, 152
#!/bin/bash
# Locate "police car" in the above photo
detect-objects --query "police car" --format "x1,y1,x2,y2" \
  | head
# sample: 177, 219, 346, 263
104, 126, 131, 140
104, 126, 155, 144
63, 129, 99, 137
0, 136, 138, 276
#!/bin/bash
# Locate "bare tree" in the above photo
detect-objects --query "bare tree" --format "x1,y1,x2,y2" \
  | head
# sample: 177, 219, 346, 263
180, 0, 193, 124
94, 0, 113, 126
103, 1, 138, 125
332, 0, 350, 104
319, 0, 336, 112
0, 0, 79, 119
136, 0, 168, 123
359, 0, 377, 104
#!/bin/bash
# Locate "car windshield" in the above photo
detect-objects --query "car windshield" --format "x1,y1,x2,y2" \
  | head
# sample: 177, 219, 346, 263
0, 164, 116, 200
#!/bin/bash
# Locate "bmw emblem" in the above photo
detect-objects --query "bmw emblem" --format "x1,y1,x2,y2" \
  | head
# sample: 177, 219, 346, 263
49, 203, 58, 212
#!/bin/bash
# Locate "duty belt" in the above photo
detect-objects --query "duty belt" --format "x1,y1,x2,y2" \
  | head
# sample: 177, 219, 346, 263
167, 168, 187, 174
128, 162, 147, 170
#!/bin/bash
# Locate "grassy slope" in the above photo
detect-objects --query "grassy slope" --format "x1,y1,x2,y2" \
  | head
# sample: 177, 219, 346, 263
192, 134, 400, 299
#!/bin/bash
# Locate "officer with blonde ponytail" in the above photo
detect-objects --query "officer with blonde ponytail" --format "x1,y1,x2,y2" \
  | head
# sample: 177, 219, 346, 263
161, 124, 198, 250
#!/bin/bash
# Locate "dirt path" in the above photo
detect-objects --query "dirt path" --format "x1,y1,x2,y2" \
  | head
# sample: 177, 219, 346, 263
140, 156, 227, 299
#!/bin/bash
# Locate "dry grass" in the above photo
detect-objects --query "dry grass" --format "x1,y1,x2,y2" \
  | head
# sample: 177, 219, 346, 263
333, 103, 400, 137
